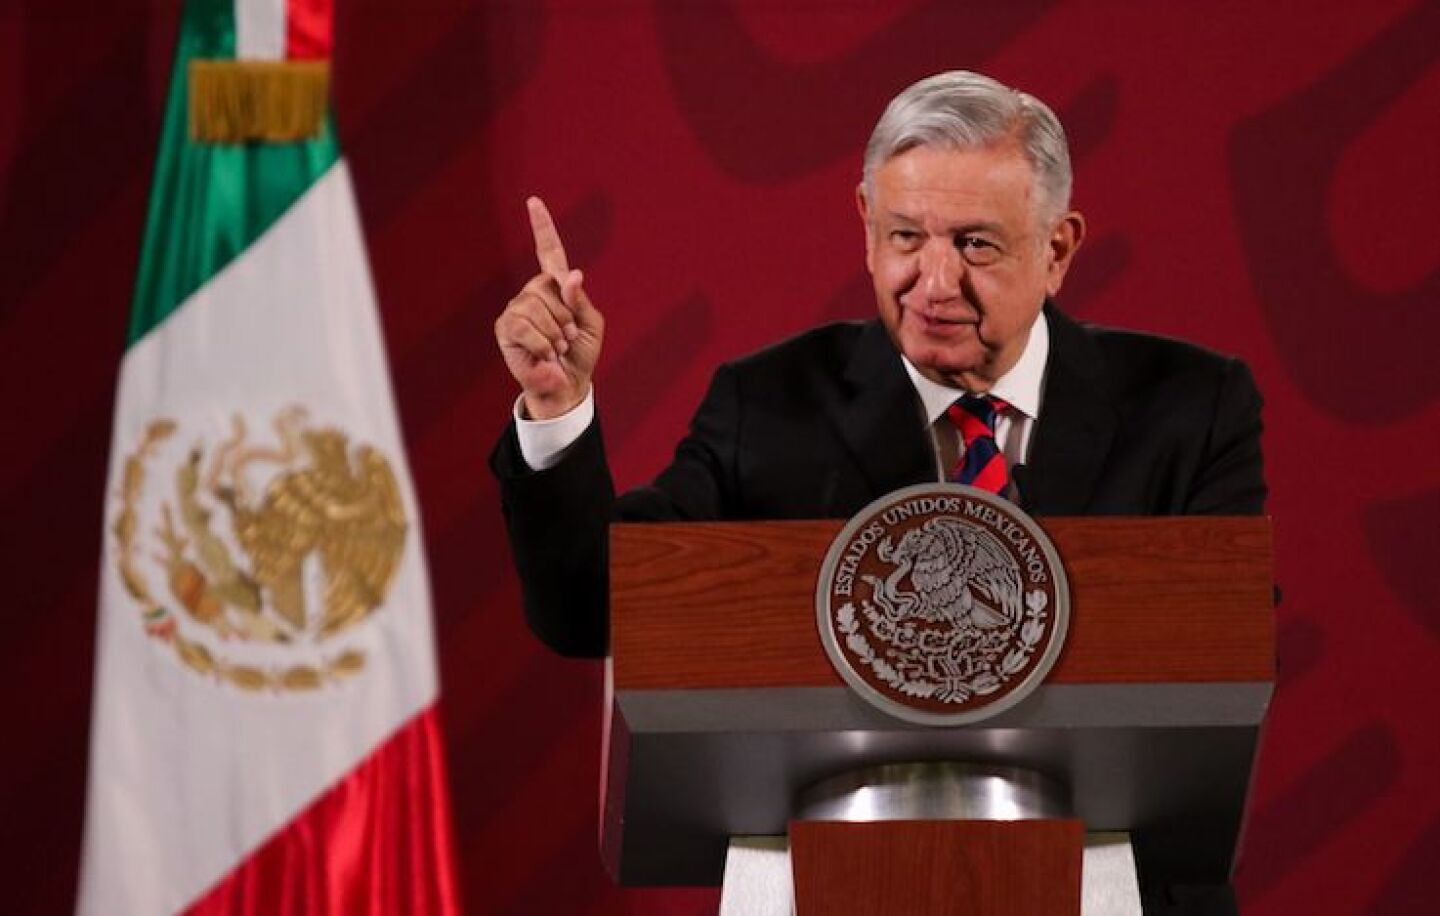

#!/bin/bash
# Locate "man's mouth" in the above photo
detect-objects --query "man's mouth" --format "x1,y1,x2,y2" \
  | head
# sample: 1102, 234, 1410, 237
914, 310, 978, 331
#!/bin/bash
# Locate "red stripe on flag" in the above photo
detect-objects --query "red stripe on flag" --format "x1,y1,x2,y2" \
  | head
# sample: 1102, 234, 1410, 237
287, 0, 333, 59
185, 706, 461, 916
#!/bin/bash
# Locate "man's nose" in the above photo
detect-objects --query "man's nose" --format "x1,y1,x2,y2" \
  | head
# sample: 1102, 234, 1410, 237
917, 240, 962, 302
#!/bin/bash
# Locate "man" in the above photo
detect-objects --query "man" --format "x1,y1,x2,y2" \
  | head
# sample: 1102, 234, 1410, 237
492, 70, 1265, 658
493, 70, 1264, 915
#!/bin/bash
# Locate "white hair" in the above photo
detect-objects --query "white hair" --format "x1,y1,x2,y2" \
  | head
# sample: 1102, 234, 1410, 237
862, 71, 1073, 224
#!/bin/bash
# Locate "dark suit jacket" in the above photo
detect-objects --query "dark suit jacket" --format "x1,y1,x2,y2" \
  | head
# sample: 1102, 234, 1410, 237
492, 302, 1266, 658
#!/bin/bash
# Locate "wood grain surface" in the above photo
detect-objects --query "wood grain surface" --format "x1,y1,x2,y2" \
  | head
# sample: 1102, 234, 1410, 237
611, 517, 1274, 689
789, 819, 1083, 916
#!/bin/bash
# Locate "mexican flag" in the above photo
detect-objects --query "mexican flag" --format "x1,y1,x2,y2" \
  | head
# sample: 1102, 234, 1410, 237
78, 1, 461, 913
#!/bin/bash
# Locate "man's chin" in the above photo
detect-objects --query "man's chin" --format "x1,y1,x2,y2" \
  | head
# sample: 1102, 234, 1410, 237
911, 352, 994, 390
899, 335, 981, 376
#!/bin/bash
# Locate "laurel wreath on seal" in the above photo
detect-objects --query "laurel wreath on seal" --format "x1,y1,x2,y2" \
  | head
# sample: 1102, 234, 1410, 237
837, 589, 1050, 703
113, 417, 375, 693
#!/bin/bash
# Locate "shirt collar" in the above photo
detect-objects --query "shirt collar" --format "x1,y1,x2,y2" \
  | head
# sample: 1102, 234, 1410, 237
900, 310, 1049, 425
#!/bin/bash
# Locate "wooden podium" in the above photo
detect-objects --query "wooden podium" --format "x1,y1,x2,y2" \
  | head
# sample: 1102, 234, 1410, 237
600, 517, 1274, 912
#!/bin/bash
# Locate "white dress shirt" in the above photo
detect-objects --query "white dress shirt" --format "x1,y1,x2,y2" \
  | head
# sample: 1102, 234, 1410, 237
901, 310, 1048, 480
515, 312, 1050, 478
513, 384, 596, 470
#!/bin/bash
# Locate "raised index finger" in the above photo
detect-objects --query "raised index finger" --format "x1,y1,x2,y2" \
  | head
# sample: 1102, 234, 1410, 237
526, 196, 569, 280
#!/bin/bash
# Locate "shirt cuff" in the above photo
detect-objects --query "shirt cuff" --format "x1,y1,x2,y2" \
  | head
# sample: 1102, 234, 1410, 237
513, 388, 596, 471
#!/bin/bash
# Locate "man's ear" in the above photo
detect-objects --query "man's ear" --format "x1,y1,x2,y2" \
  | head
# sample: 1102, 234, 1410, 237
1045, 210, 1086, 296
857, 183, 877, 272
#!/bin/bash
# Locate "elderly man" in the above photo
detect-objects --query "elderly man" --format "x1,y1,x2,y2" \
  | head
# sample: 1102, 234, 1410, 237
492, 70, 1262, 915
492, 69, 1265, 655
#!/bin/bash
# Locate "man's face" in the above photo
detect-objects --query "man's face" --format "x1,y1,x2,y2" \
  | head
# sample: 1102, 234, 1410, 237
859, 142, 1083, 390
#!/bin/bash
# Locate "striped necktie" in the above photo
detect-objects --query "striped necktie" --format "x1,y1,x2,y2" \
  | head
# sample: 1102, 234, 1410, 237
946, 394, 1010, 497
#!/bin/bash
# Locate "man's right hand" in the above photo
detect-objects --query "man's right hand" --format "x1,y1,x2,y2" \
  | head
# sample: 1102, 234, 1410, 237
495, 197, 606, 420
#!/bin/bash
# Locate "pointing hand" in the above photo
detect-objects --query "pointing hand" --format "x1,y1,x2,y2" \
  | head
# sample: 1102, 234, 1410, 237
494, 197, 606, 419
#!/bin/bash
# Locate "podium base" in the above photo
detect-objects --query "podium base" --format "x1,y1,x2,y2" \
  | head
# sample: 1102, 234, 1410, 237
719, 832, 1141, 916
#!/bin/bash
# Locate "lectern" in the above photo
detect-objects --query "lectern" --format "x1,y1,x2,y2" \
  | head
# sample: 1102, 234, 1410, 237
601, 517, 1273, 912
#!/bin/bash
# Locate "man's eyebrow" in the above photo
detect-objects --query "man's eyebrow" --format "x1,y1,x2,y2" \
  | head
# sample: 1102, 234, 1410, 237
951, 220, 1006, 235
878, 211, 1008, 236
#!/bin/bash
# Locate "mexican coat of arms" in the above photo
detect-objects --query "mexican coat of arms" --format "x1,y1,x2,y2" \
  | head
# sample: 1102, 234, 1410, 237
112, 406, 408, 693
816, 484, 1070, 725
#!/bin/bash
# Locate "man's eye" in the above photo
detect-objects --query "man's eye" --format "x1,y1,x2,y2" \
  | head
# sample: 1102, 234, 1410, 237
956, 235, 1002, 265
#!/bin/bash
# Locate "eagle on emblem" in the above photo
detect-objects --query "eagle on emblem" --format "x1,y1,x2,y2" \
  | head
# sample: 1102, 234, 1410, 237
214, 419, 407, 639
873, 517, 1023, 632
153, 408, 407, 644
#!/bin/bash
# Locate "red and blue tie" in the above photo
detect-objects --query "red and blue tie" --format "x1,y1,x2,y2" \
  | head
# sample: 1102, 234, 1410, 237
946, 394, 1010, 497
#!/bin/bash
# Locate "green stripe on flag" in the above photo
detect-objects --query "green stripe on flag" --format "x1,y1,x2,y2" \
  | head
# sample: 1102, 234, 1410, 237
129, 0, 340, 345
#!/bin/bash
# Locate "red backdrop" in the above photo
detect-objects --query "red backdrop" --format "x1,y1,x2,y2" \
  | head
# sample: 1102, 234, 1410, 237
2, 1, 1438, 913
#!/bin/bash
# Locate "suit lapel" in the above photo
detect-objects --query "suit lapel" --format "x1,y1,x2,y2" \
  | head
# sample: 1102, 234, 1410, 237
829, 321, 935, 499
1023, 304, 1118, 515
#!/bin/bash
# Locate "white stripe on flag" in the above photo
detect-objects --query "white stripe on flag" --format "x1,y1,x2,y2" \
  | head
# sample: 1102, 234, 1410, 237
235, 0, 287, 60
